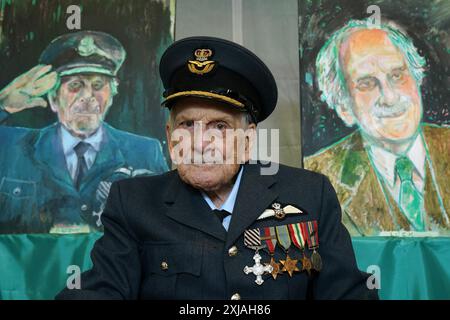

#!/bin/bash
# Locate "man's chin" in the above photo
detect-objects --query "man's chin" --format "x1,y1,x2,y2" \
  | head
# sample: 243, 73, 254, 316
189, 163, 222, 169
378, 122, 419, 142
177, 163, 238, 192
65, 122, 101, 138
180, 173, 222, 191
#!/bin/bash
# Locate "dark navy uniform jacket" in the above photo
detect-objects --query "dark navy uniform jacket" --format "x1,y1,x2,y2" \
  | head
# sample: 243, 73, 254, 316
56, 162, 378, 299
0, 111, 168, 233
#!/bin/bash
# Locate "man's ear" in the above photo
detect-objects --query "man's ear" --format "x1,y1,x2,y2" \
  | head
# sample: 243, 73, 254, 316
111, 77, 119, 96
335, 103, 356, 127
244, 123, 257, 162
165, 122, 173, 155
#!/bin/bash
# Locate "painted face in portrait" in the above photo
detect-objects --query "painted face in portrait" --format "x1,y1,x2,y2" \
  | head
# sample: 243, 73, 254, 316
339, 29, 423, 145
50, 74, 114, 138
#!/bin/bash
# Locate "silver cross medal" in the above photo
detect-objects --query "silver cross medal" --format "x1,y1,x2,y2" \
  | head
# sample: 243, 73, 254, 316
244, 250, 273, 285
243, 229, 273, 285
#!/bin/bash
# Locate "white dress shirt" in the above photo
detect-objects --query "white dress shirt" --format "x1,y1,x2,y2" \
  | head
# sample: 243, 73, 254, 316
201, 166, 244, 231
60, 126, 104, 180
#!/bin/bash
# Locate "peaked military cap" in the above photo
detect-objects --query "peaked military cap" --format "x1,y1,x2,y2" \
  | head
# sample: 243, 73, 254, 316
39, 31, 126, 77
159, 36, 278, 123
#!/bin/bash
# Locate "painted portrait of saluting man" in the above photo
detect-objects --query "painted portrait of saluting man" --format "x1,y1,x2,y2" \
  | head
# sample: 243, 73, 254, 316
0, 1, 174, 234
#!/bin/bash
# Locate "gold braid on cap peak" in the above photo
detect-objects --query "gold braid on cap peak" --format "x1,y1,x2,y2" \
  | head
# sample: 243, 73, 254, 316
163, 90, 246, 108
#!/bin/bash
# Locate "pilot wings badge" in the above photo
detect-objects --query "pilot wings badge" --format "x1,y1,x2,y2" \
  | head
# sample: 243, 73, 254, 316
256, 202, 304, 221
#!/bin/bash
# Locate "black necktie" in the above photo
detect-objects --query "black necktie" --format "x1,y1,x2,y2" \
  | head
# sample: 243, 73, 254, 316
74, 141, 90, 190
212, 209, 231, 225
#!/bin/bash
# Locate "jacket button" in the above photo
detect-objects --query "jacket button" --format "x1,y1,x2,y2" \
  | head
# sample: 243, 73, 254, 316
161, 261, 169, 271
230, 293, 241, 300
228, 246, 238, 257
13, 187, 22, 196
81, 204, 88, 211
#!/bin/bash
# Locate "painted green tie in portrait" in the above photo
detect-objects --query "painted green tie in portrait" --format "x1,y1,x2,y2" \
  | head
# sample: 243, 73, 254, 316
395, 156, 425, 231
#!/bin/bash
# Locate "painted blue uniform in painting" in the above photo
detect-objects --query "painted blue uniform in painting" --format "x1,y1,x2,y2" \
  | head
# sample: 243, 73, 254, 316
0, 31, 170, 233
0, 110, 169, 233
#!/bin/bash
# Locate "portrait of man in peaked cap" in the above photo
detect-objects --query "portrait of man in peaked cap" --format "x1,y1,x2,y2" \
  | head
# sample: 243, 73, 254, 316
0, 31, 169, 234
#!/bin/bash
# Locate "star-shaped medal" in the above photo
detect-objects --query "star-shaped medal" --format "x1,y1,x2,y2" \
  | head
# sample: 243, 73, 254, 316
301, 254, 312, 276
266, 257, 283, 280
280, 255, 300, 277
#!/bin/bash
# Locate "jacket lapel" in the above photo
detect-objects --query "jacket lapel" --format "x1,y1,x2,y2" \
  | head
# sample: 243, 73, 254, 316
335, 133, 399, 235
31, 124, 75, 192
422, 126, 450, 227
225, 163, 277, 248
164, 171, 227, 241
343, 127, 450, 234
350, 165, 411, 233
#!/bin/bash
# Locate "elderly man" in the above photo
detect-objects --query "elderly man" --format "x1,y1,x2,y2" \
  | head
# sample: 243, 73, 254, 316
0, 31, 168, 234
56, 36, 376, 300
305, 20, 450, 236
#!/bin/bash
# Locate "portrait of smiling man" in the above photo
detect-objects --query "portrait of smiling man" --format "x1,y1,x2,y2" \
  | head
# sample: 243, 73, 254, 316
56, 36, 377, 300
305, 19, 450, 236
0, 31, 168, 234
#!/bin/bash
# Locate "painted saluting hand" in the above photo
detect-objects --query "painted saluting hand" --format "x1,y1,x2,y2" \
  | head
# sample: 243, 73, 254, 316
0, 64, 58, 114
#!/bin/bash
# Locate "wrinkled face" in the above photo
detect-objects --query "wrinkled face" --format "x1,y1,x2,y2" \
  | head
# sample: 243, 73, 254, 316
339, 29, 422, 144
166, 97, 256, 192
51, 74, 113, 138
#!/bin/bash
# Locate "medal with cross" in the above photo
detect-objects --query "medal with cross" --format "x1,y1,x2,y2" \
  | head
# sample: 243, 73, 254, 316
243, 228, 273, 285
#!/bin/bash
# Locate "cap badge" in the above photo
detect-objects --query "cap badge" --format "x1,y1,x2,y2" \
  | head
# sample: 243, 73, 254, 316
77, 36, 114, 62
78, 36, 98, 56
187, 48, 216, 75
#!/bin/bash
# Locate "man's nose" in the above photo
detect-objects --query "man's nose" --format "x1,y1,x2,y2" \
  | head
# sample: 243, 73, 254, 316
192, 122, 216, 151
379, 80, 399, 107
79, 85, 96, 103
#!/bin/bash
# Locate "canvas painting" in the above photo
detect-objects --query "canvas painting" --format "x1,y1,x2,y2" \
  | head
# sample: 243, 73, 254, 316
0, 0, 175, 234
300, 0, 450, 236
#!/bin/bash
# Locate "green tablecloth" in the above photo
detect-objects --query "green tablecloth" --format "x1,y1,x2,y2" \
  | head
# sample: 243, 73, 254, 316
0, 234, 449, 299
